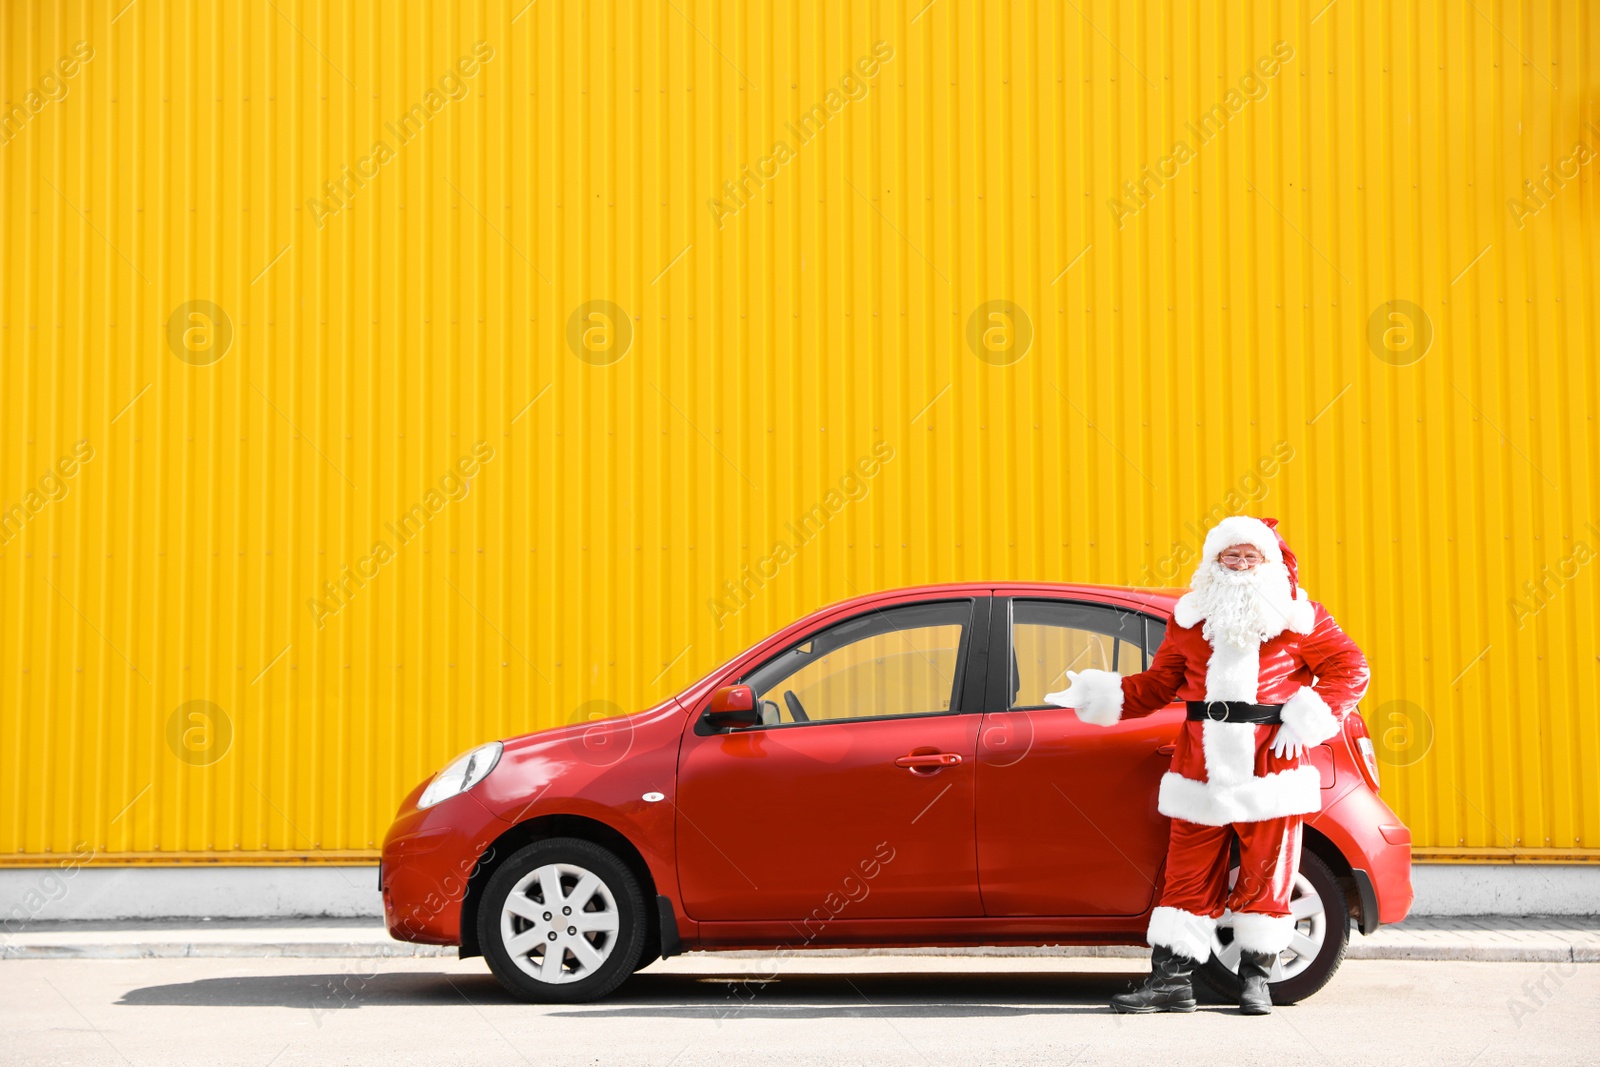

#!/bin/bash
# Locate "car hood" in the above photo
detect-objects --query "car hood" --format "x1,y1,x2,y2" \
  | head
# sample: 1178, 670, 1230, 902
497, 695, 687, 755
469, 696, 688, 820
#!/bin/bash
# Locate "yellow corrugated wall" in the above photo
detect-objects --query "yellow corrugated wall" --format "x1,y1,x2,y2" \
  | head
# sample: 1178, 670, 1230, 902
1, 1, 1595, 865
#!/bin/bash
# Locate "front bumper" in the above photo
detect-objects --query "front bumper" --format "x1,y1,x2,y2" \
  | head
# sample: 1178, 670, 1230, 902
380, 788, 507, 946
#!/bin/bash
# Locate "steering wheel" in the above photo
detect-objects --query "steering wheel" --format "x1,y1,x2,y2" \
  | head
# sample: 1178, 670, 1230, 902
783, 690, 810, 723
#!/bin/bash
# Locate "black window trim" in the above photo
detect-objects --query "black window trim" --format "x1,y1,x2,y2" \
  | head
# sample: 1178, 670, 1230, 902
696, 596, 992, 734
985, 596, 1169, 713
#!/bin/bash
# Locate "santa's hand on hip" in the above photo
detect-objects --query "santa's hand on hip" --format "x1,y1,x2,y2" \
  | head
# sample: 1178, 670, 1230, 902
1269, 721, 1308, 760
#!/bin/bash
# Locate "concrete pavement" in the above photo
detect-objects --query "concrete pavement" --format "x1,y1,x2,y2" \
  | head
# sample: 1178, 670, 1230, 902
5, 954, 1596, 1066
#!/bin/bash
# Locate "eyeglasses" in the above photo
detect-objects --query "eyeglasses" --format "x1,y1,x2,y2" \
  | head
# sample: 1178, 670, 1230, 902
1219, 551, 1264, 564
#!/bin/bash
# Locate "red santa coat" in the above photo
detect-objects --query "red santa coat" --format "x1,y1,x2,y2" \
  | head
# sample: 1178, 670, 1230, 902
1065, 590, 1370, 826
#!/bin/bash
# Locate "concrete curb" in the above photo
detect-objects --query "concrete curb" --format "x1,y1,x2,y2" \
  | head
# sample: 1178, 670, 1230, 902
3, 919, 1597, 964
1348, 943, 1600, 964
6, 865, 1598, 922
0, 941, 457, 960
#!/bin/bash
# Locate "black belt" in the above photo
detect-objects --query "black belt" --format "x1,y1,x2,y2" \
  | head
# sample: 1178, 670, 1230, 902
1186, 700, 1284, 724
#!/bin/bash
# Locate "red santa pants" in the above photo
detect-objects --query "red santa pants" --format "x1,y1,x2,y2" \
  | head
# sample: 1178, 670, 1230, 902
1147, 815, 1303, 960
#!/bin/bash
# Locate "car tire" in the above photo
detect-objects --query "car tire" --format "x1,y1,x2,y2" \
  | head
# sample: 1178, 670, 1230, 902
478, 837, 649, 1003
1195, 849, 1349, 1006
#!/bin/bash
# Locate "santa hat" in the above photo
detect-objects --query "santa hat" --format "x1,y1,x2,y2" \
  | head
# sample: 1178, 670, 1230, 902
1200, 515, 1301, 596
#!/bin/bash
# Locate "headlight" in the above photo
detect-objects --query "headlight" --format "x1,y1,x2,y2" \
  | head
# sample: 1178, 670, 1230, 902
417, 742, 503, 809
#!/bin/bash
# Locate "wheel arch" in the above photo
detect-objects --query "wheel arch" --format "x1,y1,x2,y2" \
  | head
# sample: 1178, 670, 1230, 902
1302, 823, 1366, 931
460, 813, 661, 961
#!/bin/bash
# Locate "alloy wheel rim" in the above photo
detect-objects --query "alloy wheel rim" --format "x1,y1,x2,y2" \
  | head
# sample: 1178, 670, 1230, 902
1212, 871, 1328, 982
499, 862, 621, 984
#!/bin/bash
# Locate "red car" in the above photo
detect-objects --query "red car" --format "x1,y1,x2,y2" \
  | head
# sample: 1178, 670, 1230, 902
381, 583, 1413, 1004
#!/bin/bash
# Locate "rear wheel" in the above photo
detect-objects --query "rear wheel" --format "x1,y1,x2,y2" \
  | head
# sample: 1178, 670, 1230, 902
1196, 849, 1349, 1005
478, 837, 648, 1003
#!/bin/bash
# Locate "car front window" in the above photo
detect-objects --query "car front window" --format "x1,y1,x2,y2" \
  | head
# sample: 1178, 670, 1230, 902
741, 600, 972, 725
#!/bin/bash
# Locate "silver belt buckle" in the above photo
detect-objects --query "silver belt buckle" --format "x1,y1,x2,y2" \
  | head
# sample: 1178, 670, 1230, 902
1206, 700, 1229, 722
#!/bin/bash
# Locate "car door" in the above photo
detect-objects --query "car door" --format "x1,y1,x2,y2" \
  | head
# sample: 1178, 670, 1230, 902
675, 596, 989, 922
975, 595, 1181, 916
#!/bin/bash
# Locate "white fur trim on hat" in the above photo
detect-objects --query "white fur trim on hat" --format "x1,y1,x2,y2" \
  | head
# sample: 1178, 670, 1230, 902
1201, 516, 1283, 567
1044, 668, 1124, 727
1280, 684, 1340, 747
1146, 906, 1216, 963
1157, 766, 1323, 826
1230, 911, 1296, 955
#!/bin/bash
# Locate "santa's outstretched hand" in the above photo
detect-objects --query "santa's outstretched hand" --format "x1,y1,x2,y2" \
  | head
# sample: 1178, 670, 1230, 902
1043, 668, 1125, 726
1043, 670, 1088, 710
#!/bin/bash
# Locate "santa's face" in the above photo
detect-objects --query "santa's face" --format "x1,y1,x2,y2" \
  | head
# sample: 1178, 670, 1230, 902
1218, 542, 1266, 571
1188, 550, 1296, 649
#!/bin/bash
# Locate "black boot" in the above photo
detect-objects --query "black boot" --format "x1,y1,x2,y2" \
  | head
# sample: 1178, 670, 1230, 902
1238, 950, 1276, 1015
1110, 944, 1198, 1013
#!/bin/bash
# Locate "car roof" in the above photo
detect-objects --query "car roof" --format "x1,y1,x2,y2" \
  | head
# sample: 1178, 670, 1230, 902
808, 581, 1186, 616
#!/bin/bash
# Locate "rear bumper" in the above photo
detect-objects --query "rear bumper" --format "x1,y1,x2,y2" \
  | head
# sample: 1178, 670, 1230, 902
1351, 869, 1381, 935
1314, 785, 1414, 928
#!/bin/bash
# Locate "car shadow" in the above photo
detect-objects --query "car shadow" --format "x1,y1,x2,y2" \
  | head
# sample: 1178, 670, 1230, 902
552, 971, 1137, 1018
119, 969, 1168, 1018
118, 970, 507, 1010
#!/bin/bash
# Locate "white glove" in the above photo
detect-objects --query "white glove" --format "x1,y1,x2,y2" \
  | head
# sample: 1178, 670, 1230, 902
1270, 721, 1307, 760
1043, 669, 1124, 726
1042, 670, 1087, 709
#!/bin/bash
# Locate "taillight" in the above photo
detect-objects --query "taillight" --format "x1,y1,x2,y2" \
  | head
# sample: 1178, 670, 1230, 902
1344, 711, 1381, 791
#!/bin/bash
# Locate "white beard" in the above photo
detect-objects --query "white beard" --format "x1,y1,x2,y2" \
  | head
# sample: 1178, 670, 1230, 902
1187, 560, 1297, 650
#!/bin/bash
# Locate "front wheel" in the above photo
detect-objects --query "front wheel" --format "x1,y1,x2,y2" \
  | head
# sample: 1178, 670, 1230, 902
1196, 849, 1349, 1005
478, 837, 649, 1003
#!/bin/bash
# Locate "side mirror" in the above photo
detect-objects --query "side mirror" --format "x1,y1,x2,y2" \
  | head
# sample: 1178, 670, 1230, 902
706, 684, 761, 729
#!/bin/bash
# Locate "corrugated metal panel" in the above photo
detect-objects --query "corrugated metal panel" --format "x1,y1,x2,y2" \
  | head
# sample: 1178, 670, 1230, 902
1, 1, 1595, 865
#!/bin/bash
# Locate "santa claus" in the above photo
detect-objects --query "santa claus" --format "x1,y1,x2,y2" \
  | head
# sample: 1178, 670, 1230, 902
1046, 515, 1369, 1015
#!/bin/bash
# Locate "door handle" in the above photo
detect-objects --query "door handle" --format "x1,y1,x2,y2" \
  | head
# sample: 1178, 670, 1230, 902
1156, 743, 1176, 756
894, 752, 963, 768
